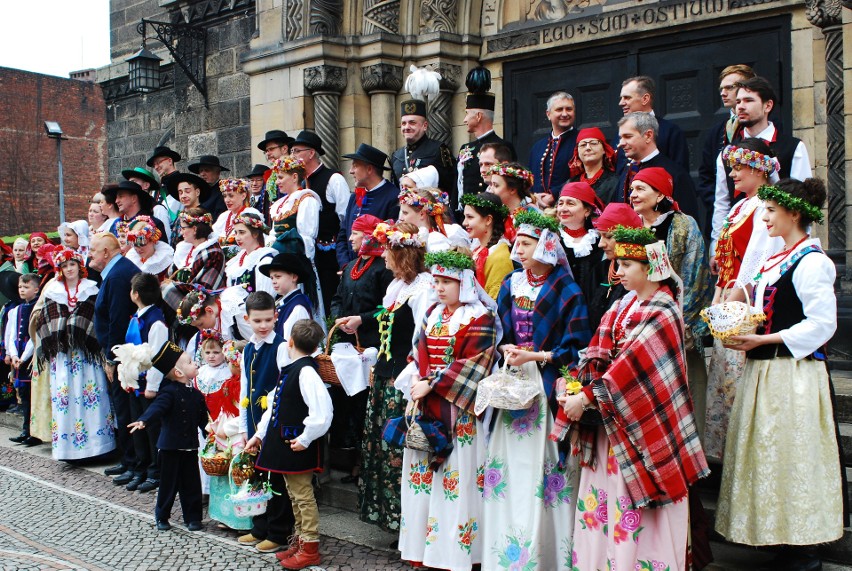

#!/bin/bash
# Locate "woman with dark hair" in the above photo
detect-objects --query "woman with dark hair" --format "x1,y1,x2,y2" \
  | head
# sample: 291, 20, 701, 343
36, 247, 115, 460
348, 221, 433, 533
460, 192, 513, 299
162, 208, 225, 311
212, 178, 251, 261
567, 127, 620, 204
224, 210, 277, 297
487, 162, 538, 243
552, 226, 708, 571
630, 167, 713, 438
716, 178, 844, 569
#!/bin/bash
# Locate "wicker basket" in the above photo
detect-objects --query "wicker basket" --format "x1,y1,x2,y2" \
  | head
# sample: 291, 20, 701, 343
199, 436, 231, 477
316, 323, 364, 386
226, 456, 271, 517
404, 404, 432, 452
700, 280, 766, 344
230, 450, 256, 487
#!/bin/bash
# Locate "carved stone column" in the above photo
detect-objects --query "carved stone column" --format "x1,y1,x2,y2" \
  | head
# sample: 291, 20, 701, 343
361, 63, 403, 157
425, 63, 461, 148
807, 0, 845, 253
304, 65, 348, 171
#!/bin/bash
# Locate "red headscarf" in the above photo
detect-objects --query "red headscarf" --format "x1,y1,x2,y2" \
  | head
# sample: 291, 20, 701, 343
559, 181, 604, 213
592, 203, 643, 232
352, 214, 384, 257
632, 167, 679, 212
569, 127, 617, 179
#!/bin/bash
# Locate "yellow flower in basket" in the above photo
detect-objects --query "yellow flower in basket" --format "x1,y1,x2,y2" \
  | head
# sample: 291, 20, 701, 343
565, 381, 584, 395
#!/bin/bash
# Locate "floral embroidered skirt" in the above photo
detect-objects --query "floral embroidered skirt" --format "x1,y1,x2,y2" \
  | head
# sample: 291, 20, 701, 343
703, 340, 746, 463
716, 358, 843, 546
399, 411, 484, 570
481, 363, 580, 571
571, 427, 688, 571
359, 373, 404, 531
49, 350, 116, 460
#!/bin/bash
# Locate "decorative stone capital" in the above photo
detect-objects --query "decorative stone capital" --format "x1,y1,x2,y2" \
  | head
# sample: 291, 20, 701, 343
419, 0, 459, 33
304, 65, 347, 94
424, 62, 462, 91
360, 64, 404, 94
806, 0, 842, 27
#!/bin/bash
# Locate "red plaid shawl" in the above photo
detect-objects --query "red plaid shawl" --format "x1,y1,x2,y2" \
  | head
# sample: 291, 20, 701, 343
552, 286, 708, 508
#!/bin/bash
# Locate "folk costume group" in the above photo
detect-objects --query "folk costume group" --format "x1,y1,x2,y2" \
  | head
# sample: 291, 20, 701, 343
1, 64, 844, 571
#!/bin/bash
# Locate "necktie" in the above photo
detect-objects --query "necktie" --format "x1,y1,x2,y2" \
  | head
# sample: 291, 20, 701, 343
725, 115, 739, 144
126, 315, 142, 345
623, 160, 640, 202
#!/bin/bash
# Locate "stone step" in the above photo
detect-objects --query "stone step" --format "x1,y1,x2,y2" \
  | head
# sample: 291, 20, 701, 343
315, 469, 359, 514
833, 374, 852, 425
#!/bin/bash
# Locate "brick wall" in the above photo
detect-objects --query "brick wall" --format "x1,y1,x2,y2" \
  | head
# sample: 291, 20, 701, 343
0, 67, 107, 235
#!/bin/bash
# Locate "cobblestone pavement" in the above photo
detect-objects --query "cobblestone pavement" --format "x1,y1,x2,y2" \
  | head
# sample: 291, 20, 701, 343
0, 443, 408, 571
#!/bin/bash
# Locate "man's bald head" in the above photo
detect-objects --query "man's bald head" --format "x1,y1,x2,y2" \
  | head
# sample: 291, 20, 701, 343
88, 232, 121, 271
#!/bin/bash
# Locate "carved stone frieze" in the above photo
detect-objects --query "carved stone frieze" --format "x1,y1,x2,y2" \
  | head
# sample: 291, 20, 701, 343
363, 0, 400, 34
486, 32, 540, 54
805, 0, 842, 26
424, 63, 461, 91
419, 0, 458, 33
309, 0, 343, 35
304, 65, 347, 94
176, 0, 255, 24
285, 0, 304, 41
361, 64, 404, 94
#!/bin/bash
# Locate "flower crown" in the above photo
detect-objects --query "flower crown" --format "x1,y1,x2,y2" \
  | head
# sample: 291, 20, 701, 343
487, 162, 534, 189
52, 247, 87, 279
459, 193, 509, 218
722, 145, 780, 175
372, 222, 426, 248
179, 211, 213, 226
424, 250, 475, 272
513, 209, 560, 233
125, 216, 162, 246
222, 339, 242, 366
176, 291, 207, 325
200, 328, 224, 344
219, 178, 250, 195
757, 184, 824, 224
612, 225, 659, 261
234, 212, 269, 232
399, 188, 449, 218
272, 156, 306, 174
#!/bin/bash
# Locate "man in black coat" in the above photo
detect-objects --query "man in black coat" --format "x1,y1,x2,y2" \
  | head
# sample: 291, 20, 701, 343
189, 155, 229, 218
89, 232, 141, 484
457, 90, 515, 202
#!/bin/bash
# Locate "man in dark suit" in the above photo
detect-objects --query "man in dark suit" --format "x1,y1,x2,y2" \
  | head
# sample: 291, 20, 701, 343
89, 232, 141, 485
614, 76, 690, 174
189, 155, 229, 218
617, 112, 705, 231
337, 144, 401, 268
528, 91, 578, 207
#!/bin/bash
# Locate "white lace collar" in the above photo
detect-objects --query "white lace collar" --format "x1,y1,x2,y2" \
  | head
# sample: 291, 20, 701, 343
225, 246, 277, 282
382, 272, 433, 309
127, 242, 174, 275
560, 228, 599, 258
173, 238, 217, 270
44, 278, 99, 306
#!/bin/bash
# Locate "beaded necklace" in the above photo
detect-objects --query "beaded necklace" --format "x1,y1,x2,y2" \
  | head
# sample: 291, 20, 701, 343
525, 267, 551, 288
65, 281, 81, 309
754, 235, 809, 282
562, 225, 587, 239
612, 296, 638, 345
350, 256, 375, 280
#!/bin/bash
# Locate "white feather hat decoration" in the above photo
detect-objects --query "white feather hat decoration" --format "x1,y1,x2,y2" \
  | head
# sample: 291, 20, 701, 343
112, 342, 156, 392
405, 65, 441, 101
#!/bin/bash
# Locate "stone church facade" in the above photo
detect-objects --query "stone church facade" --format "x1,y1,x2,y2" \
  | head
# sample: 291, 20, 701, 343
99, 0, 851, 278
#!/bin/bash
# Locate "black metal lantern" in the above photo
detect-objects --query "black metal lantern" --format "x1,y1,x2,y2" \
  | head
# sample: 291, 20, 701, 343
127, 46, 161, 93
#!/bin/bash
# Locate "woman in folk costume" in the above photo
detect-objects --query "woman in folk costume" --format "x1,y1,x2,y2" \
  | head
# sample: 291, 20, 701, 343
212, 177, 251, 261
704, 138, 783, 463
58, 220, 90, 263
630, 167, 713, 440
35, 247, 115, 460
551, 226, 709, 571
460, 192, 513, 300
397, 185, 467, 253
11, 238, 33, 274
396, 246, 498, 570
162, 208, 226, 312
566, 127, 620, 205
482, 210, 591, 571
487, 162, 539, 244
715, 179, 845, 569
224, 210, 277, 297
352, 221, 434, 533
124, 216, 175, 283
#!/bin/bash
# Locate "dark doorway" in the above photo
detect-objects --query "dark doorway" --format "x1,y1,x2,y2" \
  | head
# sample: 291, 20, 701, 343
504, 15, 792, 178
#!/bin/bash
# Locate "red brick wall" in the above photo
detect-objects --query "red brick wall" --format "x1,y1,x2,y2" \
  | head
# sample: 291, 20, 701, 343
0, 67, 107, 236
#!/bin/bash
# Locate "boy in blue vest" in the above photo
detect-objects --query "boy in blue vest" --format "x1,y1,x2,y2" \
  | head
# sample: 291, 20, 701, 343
236, 291, 295, 553
121, 272, 167, 493
6, 273, 39, 445
245, 318, 332, 569
259, 253, 317, 355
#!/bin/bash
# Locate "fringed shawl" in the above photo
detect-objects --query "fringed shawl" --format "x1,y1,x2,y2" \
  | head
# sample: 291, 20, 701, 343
36, 281, 102, 366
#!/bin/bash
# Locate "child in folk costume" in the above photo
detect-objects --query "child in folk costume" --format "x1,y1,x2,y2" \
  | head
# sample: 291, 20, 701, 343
177, 288, 253, 365
126, 342, 208, 532
460, 192, 513, 300
212, 178, 251, 261
552, 226, 709, 571
260, 253, 319, 347
124, 216, 175, 283
483, 210, 591, 570
245, 319, 332, 569
716, 179, 844, 570
397, 185, 467, 252
58, 220, 90, 263
396, 247, 499, 570
6, 273, 39, 444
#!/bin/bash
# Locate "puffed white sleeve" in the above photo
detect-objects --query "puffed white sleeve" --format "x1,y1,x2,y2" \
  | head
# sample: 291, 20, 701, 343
282, 305, 311, 341
327, 173, 351, 221
211, 212, 228, 242
153, 204, 172, 242
144, 321, 168, 392
254, 255, 276, 296
295, 367, 333, 447
238, 364, 249, 434
4, 306, 18, 359
735, 202, 784, 287
711, 151, 731, 250
779, 253, 837, 359
296, 197, 320, 260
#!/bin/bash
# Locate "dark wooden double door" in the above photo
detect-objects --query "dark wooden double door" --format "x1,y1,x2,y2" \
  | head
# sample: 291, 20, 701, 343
504, 15, 791, 178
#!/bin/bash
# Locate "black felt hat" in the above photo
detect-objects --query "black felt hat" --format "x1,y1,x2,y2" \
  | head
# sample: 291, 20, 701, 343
146, 146, 182, 167
244, 164, 271, 178
0, 271, 22, 304
151, 341, 184, 375
165, 172, 212, 204
465, 92, 495, 111
258, 130, 295, 151
111, 180, 155, 213
188, 155, 230, 174
259, 252, 311, 281
342, 144, 390, 171
292, 130, 325, 156
400, 99, 428, 118
121, 167, 160, 191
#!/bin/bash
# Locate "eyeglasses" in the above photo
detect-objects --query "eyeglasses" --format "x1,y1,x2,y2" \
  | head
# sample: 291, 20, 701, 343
264, 145, 282, 152
291, 148, 312, 155
720, 84, 738, 92
577, 141, 602, 149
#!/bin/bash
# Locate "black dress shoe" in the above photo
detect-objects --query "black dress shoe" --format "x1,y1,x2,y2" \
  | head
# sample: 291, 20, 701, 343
113, 471, 135, 485
126, 475, 145, 491
156, 520, 171, 531
8, 433, 27, 444
137, 479, 159, 493
22, 437, 42, 447
186, 521, 203, 531
104, 464, 126, 476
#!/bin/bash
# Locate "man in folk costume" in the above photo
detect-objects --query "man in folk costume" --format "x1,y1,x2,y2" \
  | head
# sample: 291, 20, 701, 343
457, 66, 516, 203
259, 129, 296, 203
528, 91, 578, 207
147, 145, 182, 195
123, 166, 178, 244
189, 155, 229, 219
290, 130, 350, 316
710, 76, 812, 251
105, 181, 168, 251
390, 66, 457, 209
245, 163, 272, 225
337, 144, 400, 267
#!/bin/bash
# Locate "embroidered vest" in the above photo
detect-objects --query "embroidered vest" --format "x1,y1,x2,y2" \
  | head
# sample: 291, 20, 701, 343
275, 291, 312, 339
307, 165, 340, 242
